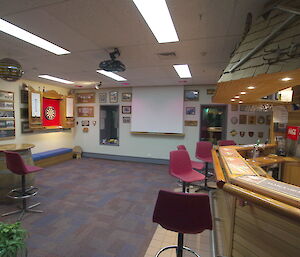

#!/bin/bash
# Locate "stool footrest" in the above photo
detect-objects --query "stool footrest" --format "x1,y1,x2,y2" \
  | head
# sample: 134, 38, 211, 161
155, 245, 201, 257
7, 187, 39, 199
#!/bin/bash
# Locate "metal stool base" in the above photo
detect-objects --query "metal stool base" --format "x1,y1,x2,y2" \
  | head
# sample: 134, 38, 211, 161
2, 202, 43, 221
155, 245, 201, 257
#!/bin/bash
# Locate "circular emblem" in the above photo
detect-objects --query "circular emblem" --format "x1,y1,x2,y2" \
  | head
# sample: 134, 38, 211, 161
45, 106, 56, 120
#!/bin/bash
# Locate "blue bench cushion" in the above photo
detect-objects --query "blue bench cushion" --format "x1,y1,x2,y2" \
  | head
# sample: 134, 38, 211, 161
32, 148, 72, 161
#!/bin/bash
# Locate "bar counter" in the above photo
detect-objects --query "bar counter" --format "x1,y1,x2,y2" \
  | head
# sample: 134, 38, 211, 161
0, 144, 35, 203
212, 144, 300, 257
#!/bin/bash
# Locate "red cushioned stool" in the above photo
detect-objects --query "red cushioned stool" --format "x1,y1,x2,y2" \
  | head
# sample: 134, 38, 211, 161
177, 145, 205, 171
2, 151, 43, 221
169, 150, 205, 193
195, 141, 214, 190
153, 190, 212, 257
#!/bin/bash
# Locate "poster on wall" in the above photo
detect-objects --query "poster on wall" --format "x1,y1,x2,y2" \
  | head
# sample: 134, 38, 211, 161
66, 98, 74, 118
42, 98, 61, 126
31, 92, 41, 117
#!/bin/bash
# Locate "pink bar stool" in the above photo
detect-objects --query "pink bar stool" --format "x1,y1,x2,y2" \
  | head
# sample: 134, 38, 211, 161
177, 145, 205, 171
2, 151, 43, 221
169, 150, 205, 192
153, 190, 213, 257
218, 140, 236, 146
195, 141, 214, 190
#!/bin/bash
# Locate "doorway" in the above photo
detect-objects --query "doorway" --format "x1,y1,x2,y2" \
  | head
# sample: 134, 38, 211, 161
100, 105, 119, 145
200, 105, 227, 144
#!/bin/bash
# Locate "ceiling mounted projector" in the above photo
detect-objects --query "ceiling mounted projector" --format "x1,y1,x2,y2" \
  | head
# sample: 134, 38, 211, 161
99, 48, 126, 72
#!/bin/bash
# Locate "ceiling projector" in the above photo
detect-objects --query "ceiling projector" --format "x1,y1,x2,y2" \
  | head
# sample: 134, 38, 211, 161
99, 48, 126, 72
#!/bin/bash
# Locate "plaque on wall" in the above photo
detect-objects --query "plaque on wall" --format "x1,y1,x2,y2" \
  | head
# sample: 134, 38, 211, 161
76, 93, 95, 103
31, 92, 41, 117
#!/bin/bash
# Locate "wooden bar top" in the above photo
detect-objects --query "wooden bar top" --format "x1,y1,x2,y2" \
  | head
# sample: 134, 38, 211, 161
215, 144, 300, 216
0, 143, 35, 151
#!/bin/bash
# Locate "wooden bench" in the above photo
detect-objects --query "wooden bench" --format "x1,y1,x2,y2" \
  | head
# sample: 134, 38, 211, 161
32, 148, 73, 167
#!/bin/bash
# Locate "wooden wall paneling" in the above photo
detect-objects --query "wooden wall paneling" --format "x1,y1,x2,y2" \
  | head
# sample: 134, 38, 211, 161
288, 111, 300, 126
231, 204, 300, 257
282, 162, 300, 186
215, 189, 236, 256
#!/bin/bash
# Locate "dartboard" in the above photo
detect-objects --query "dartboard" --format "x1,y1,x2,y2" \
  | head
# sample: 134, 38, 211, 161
45, 106, 56, 120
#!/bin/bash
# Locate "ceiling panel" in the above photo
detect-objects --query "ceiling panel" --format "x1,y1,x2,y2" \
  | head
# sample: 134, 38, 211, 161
0, 0, 269, 88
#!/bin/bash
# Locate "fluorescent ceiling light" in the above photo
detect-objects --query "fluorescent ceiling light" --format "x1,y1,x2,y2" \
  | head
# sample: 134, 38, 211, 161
173, 64, 192, 78
234, 95, 240, 99
0, 18, 70, 55
247, 86, 255, 90
133, 0, 179, 43
239, 101, 243, 104
97, 70, 127, 81
38, 75, 74, 84
240, 91, 246, 95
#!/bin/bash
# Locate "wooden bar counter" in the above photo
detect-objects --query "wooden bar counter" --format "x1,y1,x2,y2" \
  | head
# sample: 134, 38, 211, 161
0, 144, 35, 203
212, 144, 300, 257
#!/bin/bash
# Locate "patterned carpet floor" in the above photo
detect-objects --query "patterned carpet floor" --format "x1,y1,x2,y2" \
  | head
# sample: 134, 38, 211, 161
0, 158, 176, 257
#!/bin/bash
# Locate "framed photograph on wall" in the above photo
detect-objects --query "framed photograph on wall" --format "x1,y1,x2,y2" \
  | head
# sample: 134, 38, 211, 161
20, 108, 29, 119
99, 93, 107, 103
76, 93, 95, 103
0, 91, 14, 101
184, 120, 198, 126
77, 106, 94, 117
239, 115, 247, 124
231, 105, 238, 111
206, 89, 216, 95
21, 121, 33, 134
186, 107, 196, 115
122, 106, 131, 114
121, 92, 132, 102
109, 91, 118, 103
184, 90, 199, 101
248, 115, 256, 125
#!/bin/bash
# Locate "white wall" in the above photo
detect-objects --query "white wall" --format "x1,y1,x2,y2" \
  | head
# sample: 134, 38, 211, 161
74, 85, 217, 160
0, 79, 74, 153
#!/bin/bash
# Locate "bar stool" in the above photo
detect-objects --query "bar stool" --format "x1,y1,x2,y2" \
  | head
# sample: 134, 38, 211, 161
218, 140, 236, 146
153, 190, 212, 257
2, 151, 43, 221
169, 150, 205, 192
195, 141, 214, 190
177, 145, 205, 171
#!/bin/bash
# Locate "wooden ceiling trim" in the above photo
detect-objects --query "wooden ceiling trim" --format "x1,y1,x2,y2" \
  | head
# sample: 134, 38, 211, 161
213, 68, 300, 104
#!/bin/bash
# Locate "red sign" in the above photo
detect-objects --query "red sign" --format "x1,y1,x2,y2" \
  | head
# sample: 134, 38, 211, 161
42, 98, 61, 126
286, 126, 300, 141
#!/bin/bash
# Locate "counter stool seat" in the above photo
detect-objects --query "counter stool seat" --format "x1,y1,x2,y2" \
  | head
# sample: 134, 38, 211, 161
2, 151, 43, 221
153, 190, 212, 257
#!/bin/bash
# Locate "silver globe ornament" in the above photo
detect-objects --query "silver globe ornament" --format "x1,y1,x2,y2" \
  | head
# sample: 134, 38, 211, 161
0, 58, 24, 81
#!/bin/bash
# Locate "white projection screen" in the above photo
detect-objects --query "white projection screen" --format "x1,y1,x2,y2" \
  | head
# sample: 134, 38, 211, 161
131, 86, 184, 133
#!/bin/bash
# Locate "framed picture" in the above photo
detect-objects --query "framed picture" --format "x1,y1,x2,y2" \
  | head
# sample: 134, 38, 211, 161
186, 107, 196, 115
77, 106, 94, 117
206, 89, 216, 95
0, 101, 13, 110
122, 106, 131, 114
99, 93, 107, 103
109, 91, 118, 103
21, 121, 33, 134
248, 115, 256, 125
0, 129, 15, 138
239, 105, 249, 112
0, 91, 14, 101
20, 90, 28, 104
0, 120, 15, 128
184, 120, 198, 126
239, 115, 247, 124
122, 92, 132, 102
123, 116, 131, 123
0, 110, 14, 119
184, 90, 199, 101
76, 93, 95, 103
20, 108, 29, 119
266, 115, 271, 125
231, 105, 238, 111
